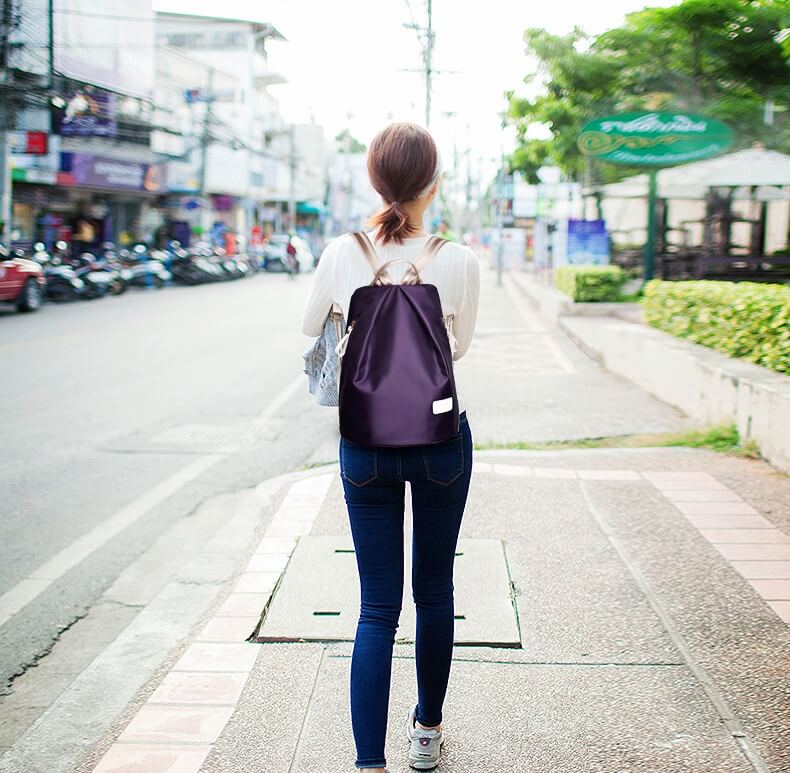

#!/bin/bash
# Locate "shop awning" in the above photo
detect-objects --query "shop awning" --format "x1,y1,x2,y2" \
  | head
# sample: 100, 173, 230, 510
297, 201, 325, 215
597, 148, 790, 201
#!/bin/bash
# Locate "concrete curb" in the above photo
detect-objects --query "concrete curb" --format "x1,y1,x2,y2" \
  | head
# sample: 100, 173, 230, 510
509, 271, 643, 324
509, 271, 790, 474
560, 316, 790, 474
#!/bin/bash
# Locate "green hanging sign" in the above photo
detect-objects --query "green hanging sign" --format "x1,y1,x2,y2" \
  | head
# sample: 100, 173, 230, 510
578, 112, 733, 167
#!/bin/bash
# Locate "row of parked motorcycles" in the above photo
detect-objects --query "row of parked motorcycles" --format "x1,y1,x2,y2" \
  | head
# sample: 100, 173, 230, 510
27, 241, 261, 303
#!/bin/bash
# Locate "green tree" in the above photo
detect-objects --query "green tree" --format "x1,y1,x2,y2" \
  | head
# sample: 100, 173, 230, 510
335, 129, 367, 153
506, 0, 790, 183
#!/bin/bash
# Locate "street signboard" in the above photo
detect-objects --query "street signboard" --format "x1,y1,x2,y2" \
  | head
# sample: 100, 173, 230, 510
578, 112, 733, 167
566, 219, 610, 265
184, 88, 213, 104
7, 131, 49, 155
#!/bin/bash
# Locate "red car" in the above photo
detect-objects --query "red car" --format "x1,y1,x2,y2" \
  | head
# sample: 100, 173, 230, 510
0, 246, 46, 312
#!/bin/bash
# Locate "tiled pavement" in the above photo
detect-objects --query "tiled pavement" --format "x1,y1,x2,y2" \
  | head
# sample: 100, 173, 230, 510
84, 448, 790, 773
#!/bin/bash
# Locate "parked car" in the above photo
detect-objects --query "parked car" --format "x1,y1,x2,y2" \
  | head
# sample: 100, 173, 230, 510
262, 234, 314, 273
0, 244, 46, 312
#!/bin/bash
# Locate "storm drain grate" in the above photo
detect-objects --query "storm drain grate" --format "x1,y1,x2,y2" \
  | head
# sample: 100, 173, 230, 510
255, 536, 521, 647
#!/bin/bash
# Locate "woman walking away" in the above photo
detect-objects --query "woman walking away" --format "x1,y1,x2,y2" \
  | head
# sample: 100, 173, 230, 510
302, 122, 480, 772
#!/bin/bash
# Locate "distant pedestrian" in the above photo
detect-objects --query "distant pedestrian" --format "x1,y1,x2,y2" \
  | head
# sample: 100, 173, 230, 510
302, 121, 480, 772
437, 219, 458, 242
286, 235, 299, 278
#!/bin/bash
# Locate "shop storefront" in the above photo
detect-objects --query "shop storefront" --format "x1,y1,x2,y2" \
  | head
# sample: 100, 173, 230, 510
56, 152, 168, 248
8, 133, 60, 250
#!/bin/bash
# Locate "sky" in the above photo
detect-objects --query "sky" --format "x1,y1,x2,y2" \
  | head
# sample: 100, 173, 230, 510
154, 0, 679, 177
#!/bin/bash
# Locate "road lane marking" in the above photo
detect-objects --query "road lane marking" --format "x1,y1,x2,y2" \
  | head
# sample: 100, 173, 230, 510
0, 374, 308, 629
0, 453, 223, 628
254, 373, 304, 427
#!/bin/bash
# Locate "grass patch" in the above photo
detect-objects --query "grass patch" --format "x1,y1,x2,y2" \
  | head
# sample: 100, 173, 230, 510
475, 424, 760, 458
298, 460, 338, 471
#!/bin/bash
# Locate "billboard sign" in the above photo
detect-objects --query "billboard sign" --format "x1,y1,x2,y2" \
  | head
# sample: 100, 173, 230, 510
578, 112, 733, 167
59, 153, 166, 193
55, 91, 118, 138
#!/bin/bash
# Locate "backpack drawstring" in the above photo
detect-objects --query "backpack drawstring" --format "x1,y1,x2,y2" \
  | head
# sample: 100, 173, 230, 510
337, 318, 454, 358
445, 315, 458, 355
335, 321, 355, 358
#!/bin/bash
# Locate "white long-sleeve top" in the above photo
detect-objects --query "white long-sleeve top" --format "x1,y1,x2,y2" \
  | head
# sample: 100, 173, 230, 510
301, 229, 481, 413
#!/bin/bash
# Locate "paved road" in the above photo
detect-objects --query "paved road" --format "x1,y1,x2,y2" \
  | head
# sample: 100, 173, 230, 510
0, 273, 339, 699
0, 262, 696, 754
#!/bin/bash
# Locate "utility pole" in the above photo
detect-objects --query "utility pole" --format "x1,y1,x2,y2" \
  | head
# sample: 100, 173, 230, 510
424, 0, 433, 128
196, 67, 215, 239
495, 167, 505, 288
0, 0, 14, 244
464, 147, 473, 235
47, 0, 53, 84
343, 116, 353, 232
287, 125, 296, 232
197, 67, 214, 199
402, 0, 447, 129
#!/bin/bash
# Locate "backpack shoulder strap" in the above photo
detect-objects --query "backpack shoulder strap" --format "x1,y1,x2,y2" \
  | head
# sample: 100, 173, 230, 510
351, 232, 384, 277
402, 235, 448, 283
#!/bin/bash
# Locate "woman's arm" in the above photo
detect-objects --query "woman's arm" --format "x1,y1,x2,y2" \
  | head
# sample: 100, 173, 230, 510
301, 242, 337, 337
452, 248, 481, 361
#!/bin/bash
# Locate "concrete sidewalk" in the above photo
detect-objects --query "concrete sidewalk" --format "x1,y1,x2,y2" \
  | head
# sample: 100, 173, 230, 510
79, 445, 790, 773
4, 266, 787, 773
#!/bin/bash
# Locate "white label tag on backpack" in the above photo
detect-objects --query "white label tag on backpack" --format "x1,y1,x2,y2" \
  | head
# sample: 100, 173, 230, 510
432, 397, 453, 415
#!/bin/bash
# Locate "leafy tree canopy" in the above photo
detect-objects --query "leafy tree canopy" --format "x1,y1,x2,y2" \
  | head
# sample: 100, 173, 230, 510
335, 129, 367, 153
506, 0, 790, 183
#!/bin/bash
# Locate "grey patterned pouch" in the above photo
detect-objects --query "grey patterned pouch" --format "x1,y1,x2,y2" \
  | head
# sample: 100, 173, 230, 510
303, 303, 344, 407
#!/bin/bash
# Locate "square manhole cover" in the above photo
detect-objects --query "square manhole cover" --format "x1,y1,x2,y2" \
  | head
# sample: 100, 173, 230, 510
100, 419, 285, 454
150, 423, 256, 447
255, 536, 521, 647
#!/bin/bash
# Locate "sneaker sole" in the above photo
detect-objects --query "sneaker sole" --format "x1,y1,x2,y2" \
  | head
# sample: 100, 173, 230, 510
408, 756, 440, 771
407, 736, 443, 770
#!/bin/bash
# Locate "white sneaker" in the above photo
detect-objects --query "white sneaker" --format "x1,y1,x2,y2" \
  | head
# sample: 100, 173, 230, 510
405, 705, 444, 770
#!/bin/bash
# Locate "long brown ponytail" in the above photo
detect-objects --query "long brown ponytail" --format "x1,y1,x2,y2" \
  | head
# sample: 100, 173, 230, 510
366, 122, 439, 245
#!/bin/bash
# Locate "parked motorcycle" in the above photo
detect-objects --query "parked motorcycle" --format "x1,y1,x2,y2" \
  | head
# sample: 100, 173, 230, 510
169, 248, 217, 285
122, 244, 173, 288
31, 242, 85, 302
190, 243, 227, 282
93, 243, 129, 296
70, 253, 116, 299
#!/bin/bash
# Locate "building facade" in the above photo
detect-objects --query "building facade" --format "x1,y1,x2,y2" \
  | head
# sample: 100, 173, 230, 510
4, 4, 329, 252
155, 12, 328, 241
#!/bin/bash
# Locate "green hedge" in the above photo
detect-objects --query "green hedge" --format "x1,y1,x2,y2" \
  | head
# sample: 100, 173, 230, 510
642, 280, 790, 374
555, 265, 626, 302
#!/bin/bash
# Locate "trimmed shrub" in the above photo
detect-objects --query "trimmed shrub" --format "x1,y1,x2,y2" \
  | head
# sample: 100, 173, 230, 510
555, 265, 626, 302
642, 280, 790, 375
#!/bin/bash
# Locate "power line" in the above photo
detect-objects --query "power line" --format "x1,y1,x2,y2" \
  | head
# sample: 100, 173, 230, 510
403, 0, 416, 27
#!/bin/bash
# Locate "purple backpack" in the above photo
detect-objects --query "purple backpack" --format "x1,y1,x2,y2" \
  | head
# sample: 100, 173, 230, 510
336, 231, 458, 447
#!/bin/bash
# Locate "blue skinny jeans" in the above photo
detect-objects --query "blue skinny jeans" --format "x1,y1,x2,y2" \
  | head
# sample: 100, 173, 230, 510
339, 412, 473, 769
